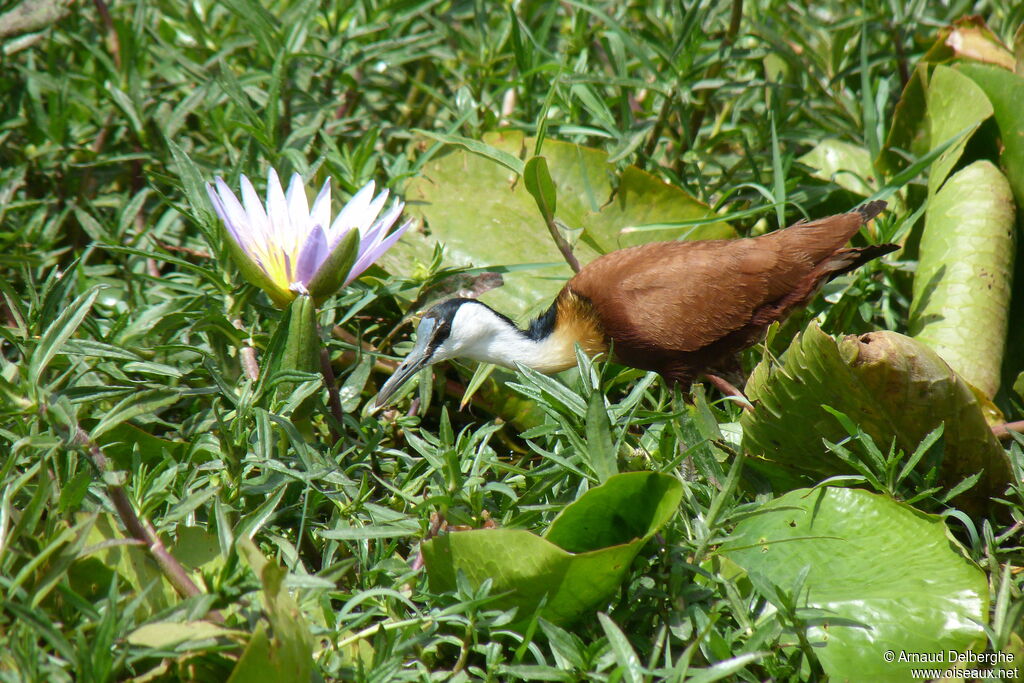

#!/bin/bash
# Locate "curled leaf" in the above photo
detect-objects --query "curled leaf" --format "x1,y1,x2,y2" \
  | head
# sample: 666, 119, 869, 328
910, 160, 1015, 398
422, 471, 681, 626
742, 326, 1011, 516
944, 20, 1015, 71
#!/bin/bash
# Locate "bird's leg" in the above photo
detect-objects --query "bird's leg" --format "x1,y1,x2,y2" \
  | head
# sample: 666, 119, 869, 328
701, 372, 753, 412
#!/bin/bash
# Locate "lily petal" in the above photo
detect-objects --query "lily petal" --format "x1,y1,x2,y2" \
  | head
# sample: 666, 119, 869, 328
294, 223, 328, 286
285, 172, 310, 250
310, 179, 331, 237
266, 168, 291, 250
240, 174, 272, 249
211, 178, 256, 255
346, 217, 411, 284
358, 199, 405, 253
364, 189, 390, 228
329, 181, 375, 241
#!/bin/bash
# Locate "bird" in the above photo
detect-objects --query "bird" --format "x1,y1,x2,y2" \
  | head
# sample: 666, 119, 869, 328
375, 201, 894, 406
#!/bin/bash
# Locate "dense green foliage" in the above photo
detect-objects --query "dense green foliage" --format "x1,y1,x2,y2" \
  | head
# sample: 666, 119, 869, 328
2, 0, 1024, 681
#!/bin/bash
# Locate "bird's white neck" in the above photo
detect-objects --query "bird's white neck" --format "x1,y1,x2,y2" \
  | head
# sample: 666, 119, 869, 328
434, 301, 581, 374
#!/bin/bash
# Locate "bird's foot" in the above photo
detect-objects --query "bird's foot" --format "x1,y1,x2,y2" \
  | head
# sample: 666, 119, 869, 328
702, 373, 753, 412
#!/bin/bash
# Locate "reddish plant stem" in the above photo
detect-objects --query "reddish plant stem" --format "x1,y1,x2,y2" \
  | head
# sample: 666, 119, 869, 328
231, 317, 260, 381
547, 218, 581, 273
320, 347, 344, 444
76, 428, 222, 620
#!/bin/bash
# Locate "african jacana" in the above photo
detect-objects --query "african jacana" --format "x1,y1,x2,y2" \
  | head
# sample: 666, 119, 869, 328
375, 201, 893, 406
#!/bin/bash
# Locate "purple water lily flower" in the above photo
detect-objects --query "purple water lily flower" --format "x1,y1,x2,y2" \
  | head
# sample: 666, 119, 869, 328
206, 168, 410, 307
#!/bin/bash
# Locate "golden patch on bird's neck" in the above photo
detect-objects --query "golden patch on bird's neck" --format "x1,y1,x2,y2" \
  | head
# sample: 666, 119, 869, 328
532, 291, 608, 373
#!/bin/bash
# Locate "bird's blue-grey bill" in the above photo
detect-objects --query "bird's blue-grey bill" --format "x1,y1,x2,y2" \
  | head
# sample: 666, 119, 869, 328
375, 354, 431, 407
374, 318, 437, 407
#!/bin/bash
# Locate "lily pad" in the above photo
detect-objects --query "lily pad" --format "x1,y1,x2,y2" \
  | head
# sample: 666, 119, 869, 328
388, 132, 733, 319
228, 539, 314, 683
955, 61, 1024, 209
742, 325, 1011, 516
68, 513, 178, 618
909, 160, 1016, 398
723, 486, 988, 682
128, 620, 244, 649
925, 65, 993, 196
878, 63, 930, 178
421, 471, 682, 626
799, 139, 876, 197
942, 18, 1016, 70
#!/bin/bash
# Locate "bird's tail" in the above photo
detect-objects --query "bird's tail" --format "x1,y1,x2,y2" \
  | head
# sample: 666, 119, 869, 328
856, 200, 887, 222
825, 243, 899, 278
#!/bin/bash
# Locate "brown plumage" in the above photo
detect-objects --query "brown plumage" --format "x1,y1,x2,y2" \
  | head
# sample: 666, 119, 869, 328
561, 200, 893, 387
375, 201, 893, 406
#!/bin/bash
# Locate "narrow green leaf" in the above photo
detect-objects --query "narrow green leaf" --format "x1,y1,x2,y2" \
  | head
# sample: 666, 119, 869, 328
414, 129, 525, 175
585, 391, 617, 482
460, 361, 497, 410
859, 23, 880, 161
538, 620, 587, 670
105, 83, 146, 143
91, 388, 181, 440
769, 111, 785, 228
339, 356, 373, 413
128, 621, 244, 649
523, 156, 558, 223
598, 612, 643, 683
165, 137, 216, 238
319, 522, 419, 540
234, 485, 288, 540
30, 286, 102, 385
512, 362, 587, 417
685, 653, 765, 683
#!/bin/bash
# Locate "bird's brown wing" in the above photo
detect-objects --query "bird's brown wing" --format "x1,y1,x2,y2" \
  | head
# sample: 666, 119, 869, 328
567, 240, 789, 353
563, 205, 883, 384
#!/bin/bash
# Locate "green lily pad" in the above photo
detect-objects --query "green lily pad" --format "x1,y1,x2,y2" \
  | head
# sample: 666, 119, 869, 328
799, 139, 876, 197
878, 63, 930, 178
388, 132, 733, 319
909, 160, 1016, 398
955, 61, 1024, 210
67, 514, 179, 619
926, 65, 993, 196
741, 325, 1011, 516
722, 486, 988, 683
128, 620, 245, 649
228, 539, 314, 683
421, 471, 682, 626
